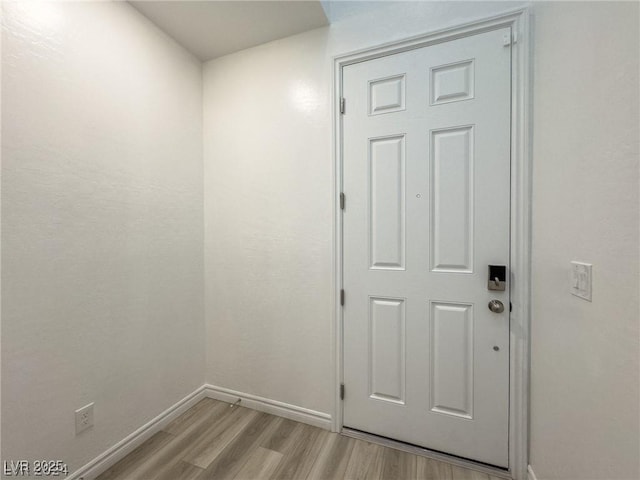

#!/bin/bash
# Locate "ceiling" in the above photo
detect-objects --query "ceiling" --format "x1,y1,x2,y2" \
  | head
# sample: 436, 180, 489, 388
129, 1, 330, 61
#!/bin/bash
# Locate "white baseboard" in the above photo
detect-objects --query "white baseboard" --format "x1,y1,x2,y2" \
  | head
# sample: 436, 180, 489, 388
68, 386, 207, 480
528, 465, 539, 480
203, 384, 332, 430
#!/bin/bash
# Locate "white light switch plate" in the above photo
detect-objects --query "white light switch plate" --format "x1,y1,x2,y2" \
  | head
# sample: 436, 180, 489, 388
570, 261, 592, 301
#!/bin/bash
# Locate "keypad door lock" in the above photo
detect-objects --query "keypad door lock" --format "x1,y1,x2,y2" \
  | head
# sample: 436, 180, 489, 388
488, 265, 507, 291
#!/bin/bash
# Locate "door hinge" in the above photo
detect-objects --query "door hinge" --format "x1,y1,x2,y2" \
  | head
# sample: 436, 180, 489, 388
340, 192, 345, 210
509, 302, 513, 312
340, 289, 345, 306
503, 31, 518, 47
340, 98, 346, 114
340, 383, 345, 400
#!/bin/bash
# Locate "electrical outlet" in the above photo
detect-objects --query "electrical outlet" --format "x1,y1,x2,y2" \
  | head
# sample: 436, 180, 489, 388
570, 261, 592, 301
75, 403, 94, 435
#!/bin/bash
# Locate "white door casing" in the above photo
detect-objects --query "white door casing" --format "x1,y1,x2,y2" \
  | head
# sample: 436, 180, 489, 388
342, 27, 512, 468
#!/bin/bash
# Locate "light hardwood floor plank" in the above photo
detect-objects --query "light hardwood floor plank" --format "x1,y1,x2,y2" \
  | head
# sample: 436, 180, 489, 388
155, 460, 205, 480
260, 418, 301, 454
197, 413, 282, 480
381, 447, 418, 480
306, 432, 356, 480
343, 440, 385, 480
163, 398, 220, 436
96, 398, 507, 480
106, 400, 238, 479
182, 407, 260, 469
165, 399, 234, 442
233, 447, 283, 480
269, 424, 327, 480
96, 431, 175, 480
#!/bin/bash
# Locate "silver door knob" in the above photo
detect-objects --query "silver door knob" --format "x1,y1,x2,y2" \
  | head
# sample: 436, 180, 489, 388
488, 300, 504, 313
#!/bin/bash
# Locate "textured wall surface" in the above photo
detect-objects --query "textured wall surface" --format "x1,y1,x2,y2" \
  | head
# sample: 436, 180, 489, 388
202, 0, 524, 417
203, 27, 333, 413
1, 2, 204, 472
3, 2, 638, 479
204, 3, 639, 479
530, 3, 639, 479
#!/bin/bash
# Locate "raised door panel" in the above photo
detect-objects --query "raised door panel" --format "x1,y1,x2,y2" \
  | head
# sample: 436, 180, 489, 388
429, 302, 474, 419
369, 135, 406, 270
430, 126, 474, 273
369, 297, 406, 404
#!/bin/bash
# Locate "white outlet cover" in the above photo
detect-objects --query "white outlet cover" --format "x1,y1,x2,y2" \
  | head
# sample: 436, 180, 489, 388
75, 402, 94, 435
570, 261, 592, 301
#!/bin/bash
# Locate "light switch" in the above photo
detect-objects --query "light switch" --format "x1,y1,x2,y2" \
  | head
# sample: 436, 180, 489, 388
570, 261, 592, 301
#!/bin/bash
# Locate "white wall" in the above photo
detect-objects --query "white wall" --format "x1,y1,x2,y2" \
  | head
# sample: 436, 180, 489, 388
203, 2, 639, 479
3, 1, 637, 479
203, 27, 333, 413
203, 0, 524, 418
530, 3, 639, 480
1, 1, 204, 474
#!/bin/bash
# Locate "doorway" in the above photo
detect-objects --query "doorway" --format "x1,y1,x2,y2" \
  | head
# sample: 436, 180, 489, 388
333, 9, 531, 479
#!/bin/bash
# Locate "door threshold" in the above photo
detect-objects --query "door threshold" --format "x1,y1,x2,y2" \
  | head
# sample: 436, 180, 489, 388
341, 427, 512, 479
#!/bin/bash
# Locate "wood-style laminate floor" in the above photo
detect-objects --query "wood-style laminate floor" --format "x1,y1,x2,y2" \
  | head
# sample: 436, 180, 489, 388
96, 399, 505, 480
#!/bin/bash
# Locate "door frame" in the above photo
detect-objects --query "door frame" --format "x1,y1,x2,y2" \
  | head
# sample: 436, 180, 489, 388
331, 8, 532, 480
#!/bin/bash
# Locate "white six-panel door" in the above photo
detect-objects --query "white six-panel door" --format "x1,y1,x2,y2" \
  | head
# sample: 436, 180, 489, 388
342, 27, 512, 467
